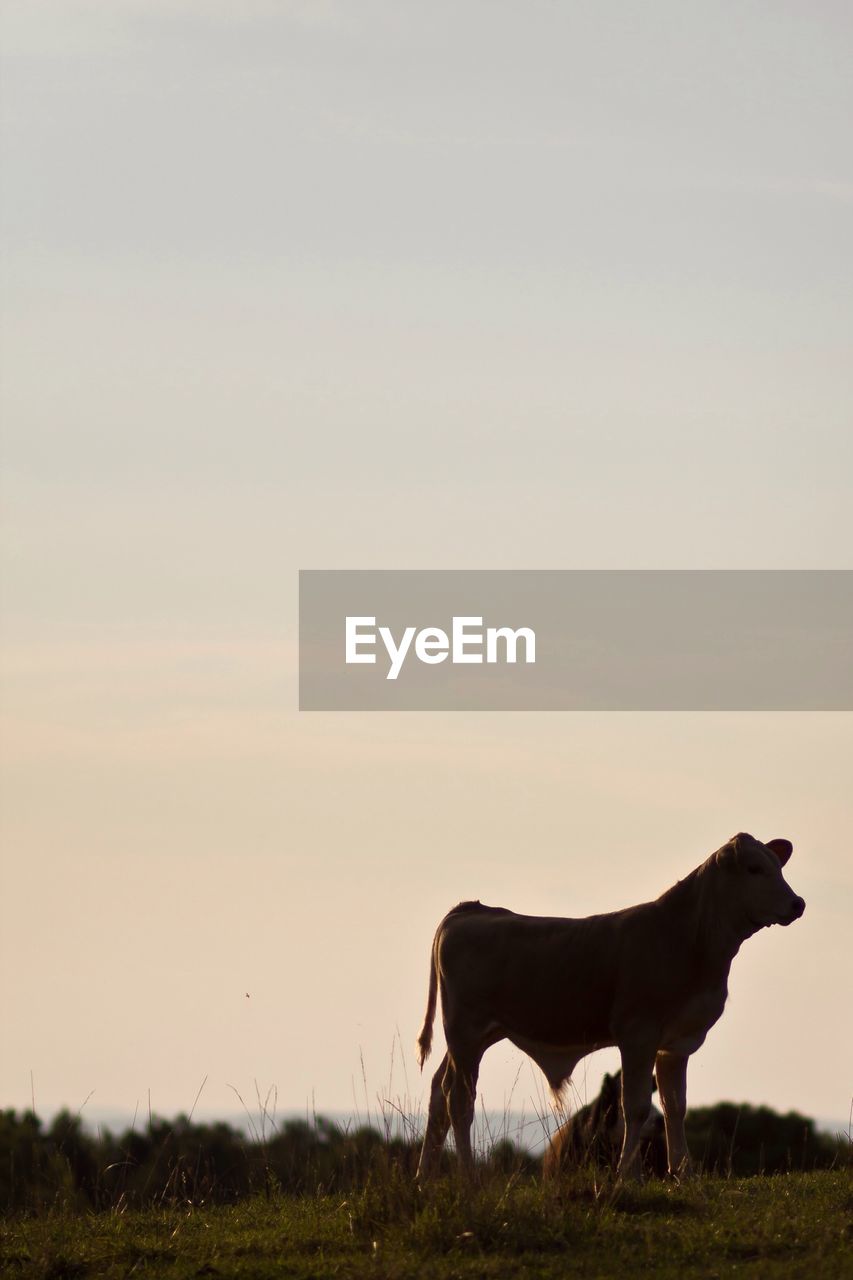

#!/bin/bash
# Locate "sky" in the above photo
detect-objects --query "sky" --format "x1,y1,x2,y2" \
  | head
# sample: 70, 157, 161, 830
1, 1, 851, 1138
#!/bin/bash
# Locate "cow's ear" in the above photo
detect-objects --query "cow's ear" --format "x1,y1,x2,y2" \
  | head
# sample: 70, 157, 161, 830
765, 838, 793, 866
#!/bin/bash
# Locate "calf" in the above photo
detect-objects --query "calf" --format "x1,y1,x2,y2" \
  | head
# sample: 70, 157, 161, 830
542, 1070, 667, 1178
415, 833, 804, 1181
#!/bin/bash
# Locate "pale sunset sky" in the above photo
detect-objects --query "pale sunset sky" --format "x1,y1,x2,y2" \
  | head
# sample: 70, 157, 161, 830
1, 2, 851, 1134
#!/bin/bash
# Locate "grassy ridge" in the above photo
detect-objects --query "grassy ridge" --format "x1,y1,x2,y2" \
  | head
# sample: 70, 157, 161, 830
2, 1171, 850, 1279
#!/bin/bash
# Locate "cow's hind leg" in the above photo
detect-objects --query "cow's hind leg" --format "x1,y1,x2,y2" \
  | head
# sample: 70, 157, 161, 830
446, 1045, 484, 1183
416, 1053, 452, 1182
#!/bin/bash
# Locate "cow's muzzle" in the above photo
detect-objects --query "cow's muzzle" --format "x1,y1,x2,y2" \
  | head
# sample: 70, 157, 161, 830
784, 896, 806, 924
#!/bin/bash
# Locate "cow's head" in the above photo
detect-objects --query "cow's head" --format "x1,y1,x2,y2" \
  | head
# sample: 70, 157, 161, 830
719, 832, 805, 932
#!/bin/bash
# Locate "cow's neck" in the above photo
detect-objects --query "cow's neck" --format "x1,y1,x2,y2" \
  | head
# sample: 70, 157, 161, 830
660, 864, 748, 982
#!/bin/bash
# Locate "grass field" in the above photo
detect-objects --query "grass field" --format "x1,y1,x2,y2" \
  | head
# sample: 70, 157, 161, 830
2, 1170, 850, 1279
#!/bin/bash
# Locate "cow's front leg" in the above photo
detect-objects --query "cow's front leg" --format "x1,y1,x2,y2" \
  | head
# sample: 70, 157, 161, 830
617, 1041, 657, 1180
655, 1050, 691, 1180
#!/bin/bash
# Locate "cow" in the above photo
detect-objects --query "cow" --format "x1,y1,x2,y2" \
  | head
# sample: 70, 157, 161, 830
542, 1070, 667, 1179
415, 833, 805, 1182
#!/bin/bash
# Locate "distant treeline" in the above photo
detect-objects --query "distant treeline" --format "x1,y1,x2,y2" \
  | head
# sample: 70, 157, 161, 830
0, 1104, 845, 1213
682, 1103, 845, 1179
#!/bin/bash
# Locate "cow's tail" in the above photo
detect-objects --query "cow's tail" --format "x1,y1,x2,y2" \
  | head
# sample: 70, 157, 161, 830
416, 902, 498, 1069
416, 937, 439, 1070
